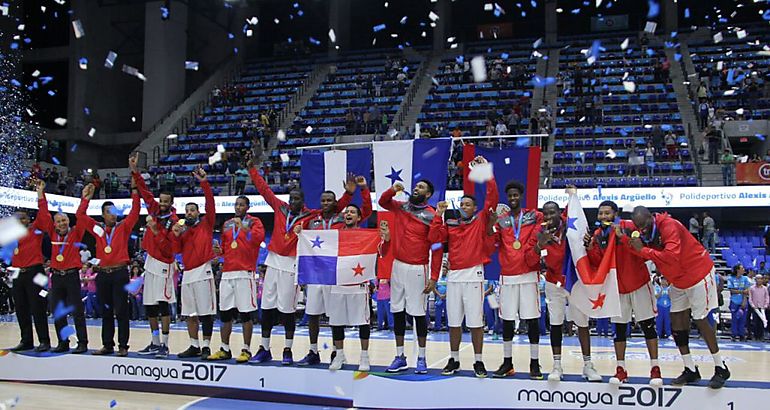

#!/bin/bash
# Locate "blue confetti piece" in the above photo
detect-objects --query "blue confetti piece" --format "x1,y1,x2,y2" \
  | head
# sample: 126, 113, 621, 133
10, 42, 18, 49
756, 134, 766, 141
402, 66, 409, 73
108, 205, 120, 216
322, 343, 329, 350
293, 2, 299, 7
109, 400, 117, 408
606, 1, 612, 8
531, 0, 537, 7
674, 53, 682, 62
309, 37, 320, 45
152, 329, 160, 336
74, 242, 87, 249
22, 171, 31, 178
297, 10, 303, 16
373, 24, 386, 32
493, 9, 501, 17
10, 79, 21, 87
671, 31, 678, 38
455, 55, 464, 64
763, 9, 770, 21
124, 276, 144, 294
521, 11, 526, 17
430, 243, 443, 251
531, 75, 556, 87
515, 137, 531, 147
23, 38, 31, 44
59, 325, 75, 341
41, 76, 53, 85
684, 8, 690, 18
48, 90, 56, 96
70, 144, 77, 152
160, 6, 169, 18
571, 8, 580, 14
228, 33, 234, 39
645, 48, 654, 57
501, 52, 509, 59
718, 17, 727, 23
84, 107, 90, 115
52, 156, 60, 165
287, 37, 292, 43
233, 47, 238, 54
619, 129, 628, 136
130, 234, 138, 240
661, 124, 671, 131
53, 301, 75, 321
647, 0, 659, 18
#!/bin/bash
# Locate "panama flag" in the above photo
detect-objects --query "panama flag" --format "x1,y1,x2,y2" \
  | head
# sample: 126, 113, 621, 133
297, 229, 380, 285
300, 148, 372, 209
564, 192, 621, 318
373, 139, 452, 279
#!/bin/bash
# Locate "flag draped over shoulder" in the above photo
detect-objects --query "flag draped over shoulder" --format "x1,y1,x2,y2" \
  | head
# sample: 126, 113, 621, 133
297, 229, 380, 285
564, 192, 621, 318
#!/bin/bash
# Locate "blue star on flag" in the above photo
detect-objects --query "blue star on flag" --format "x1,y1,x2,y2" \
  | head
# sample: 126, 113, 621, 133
385, 166, 403, 185
311, 235, 324, 249
567, 217, 578, 231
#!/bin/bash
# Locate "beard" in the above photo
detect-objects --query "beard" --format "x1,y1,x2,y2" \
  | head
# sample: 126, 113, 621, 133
408, 193, 426, 205
184, 216, 199, 226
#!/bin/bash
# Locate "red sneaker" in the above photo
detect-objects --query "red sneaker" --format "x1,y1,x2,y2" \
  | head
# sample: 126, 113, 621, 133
650, 365, 663, 386
609, 366, 629, 385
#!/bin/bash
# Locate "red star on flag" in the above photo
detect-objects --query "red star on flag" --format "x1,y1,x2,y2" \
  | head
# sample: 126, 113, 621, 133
352, 263, 365, 276
590, 293, 606, 309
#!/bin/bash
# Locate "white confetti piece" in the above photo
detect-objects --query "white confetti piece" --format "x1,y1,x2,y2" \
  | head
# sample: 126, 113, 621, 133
246, 16, 258, 25
72, 19, 85, 38
39, 290, 48, 298
88, 127, 96, 137
468, 162, 493, 183
533, 38, 542, 49
620, 38, 629, 50
78, 59, 87, 70
484, 3, 493, 11
737, 30, 747, 39
0, 4, 8, 16
122, 64, 146, 81
8, 267, 20, 280
606, 148, 617, 159
89, 258, 101, 266
54, 117, 68, 126
470, 56, 487, 83
246, 29, 253, 37
33, 273, 49, 288
277, 129, 286, 141
623, 81, 636, 93
504, 157, 510, 165
736, 108, 745, 115
185, 61, 199, 71
273, 18, 280, 24
429, 11, 439, 21
0, 217, 27, 247
305, 125, 313, 134
166, 133, 178, 139
713, 32, 723, 44
26, 108, 35, 117
104, 51, 118, 69
540, 248, 548, 257
217, 144, 226, 153
644, 21, 657, 33
208, 151, 222, 166
328, 28, 336, 43
723, 89, 736, 96
31, 70, 40, 77
280, 153, 290, 163
622, 203, 635, 213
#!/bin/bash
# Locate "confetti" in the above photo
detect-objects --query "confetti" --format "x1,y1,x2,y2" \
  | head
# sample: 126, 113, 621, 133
88, 127, 96, 137
647, 0, 659, 18
305, 125, 313, 134
470, 56, 487, 83
400, 16, 408, 24
469, 162, 494, 183
620, 38, 629, 50
53, 301, 75, 321
428, 11, 439, 21
622, 81, 636, 93
59, 325, 75, 341
277, 129, 286, 142
166, 133, 178, 139
421, 147, 439, 158
644, 21, 657, 33
78, 57, 88, 70
684, 8, 690, 18
713, 32, 723, 44
430, 243, 443, 251
71, 143, 77, 152
92, 225, 105, 237
328, 29, 336, 43
185, 61, 199, 71
52, 156, 60, 165
104, 51, 117, 69
54, 117, 68, 126
606, 148, 617, 159
515, 137, 531, 147
208, 151, 222, 165
122, 64, 146, 81
72, 19, 85, 38
280, 153, 290, 163
0, 218, 27, 247
38, 289, 48, 298
736, 30, 747, 39
124, 276, 144, 294
373, 24, 386, 32
109, 399, 117, 408
532, 38, 542, 49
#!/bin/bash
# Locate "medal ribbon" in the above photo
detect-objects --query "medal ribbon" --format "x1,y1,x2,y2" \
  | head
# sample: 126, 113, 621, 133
104, 222, 120, 249
232, 220, 242, 243
641, 221, 657, 245
57, 229, 70, 259
285, 212, 301, 233
509, 211, 523, 244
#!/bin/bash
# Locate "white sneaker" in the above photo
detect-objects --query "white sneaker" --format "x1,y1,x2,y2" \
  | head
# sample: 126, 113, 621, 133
359, 354, 371, 372
329, 352, 346, 371
548, 364, 563, 381
582, 362, 602, 382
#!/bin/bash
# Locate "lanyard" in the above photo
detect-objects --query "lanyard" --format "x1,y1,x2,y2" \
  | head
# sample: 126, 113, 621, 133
57, 229, 71, 257
641, 221, 657, 245
232, 219, 243, 241
104, 222, 120, 248
285, 212, 301, 233
509, 211, 523, 242
322, 217, 333, 230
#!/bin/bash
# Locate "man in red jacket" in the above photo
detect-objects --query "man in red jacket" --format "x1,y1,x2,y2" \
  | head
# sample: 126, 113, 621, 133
429, 155, 497, 378
379, 179, 443, 374
44, 192, 90, 354
490, 180, 544, 379
629, 206, 729, 389
130, 155, 177, 359
206, 196, 265, 363
297, 175, 368, 367
586, 201, 661, 386
170, 167, 217, 359
77, 177, 141, 356
9, 180, 52, 352
248, 162, 315, 365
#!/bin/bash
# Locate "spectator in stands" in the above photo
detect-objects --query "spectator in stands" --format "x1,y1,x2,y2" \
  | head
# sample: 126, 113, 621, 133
760, 261, 768, 276
644, 141, 656, 177
128, 266, 145, 321
688, 213, 701, 242
728, 264, 751, 341
764, 149, 770, 163
484, 120, 495, 136
748, 275, 768, 341
697, 83, 709, 105
506, 109, 520, 134
91, 171, 101, 198
702, 211, 717, 254
212, 87, 222, 106
234, 166, 248, 195
764, 227, 770, 256
433, 276, 447, 332
626, 139, 643, 177
750, 153, 762, 163
495, 119, 508, 136
721, 149, 736, 186
655, 277, 672, 339
698, 100, 710, 129
80, 263, 99, 318
706, 126, 721, 164
664, 130, 677, 158
161, 170, 176, 194
235, 84, 246, 105
541, 160, 551, 188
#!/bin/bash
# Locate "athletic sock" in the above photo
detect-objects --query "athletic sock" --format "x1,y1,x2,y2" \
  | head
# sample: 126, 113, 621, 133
650, 359, 659, 367
261, 337, 270, 350
310, 343, 318, 353
418, 347, 426, 358
242, 344, 250, 353
682, 354, 696, 371
151, 333, 160, 346
712, 352, 724, 368
474, 353, 483, 362
202, 339, 210, 348
361, 350, 369, 357
190, 338, 200, 348
285, 339, 293, 349
618, 360, 626, 368
221, 343, 230, 352
396, 346, 405, 356
161, 332, 169, 346
583, 355, 591, 364
530, 343, 539, 360
503, 341, 513, 358
450, 351, 460, 361
331, 344, 337, 352
553, 354, 561, 366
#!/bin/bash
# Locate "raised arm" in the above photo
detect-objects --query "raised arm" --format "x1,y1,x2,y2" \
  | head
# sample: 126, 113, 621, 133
122, 189, 142, 231
32, 181, 54, 235
76, 184, 98, 233
428, 201, 448, 244
248, 166, 284, 211
378, 184, 405, 212
196, 169, 216, 229
129, 153, 160, 215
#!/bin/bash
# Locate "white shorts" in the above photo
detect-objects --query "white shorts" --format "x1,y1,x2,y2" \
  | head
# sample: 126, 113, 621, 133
612, 281, 658, 324
219, 277, 258, 313
181, 279, 216, 317
261, 266, 300, 314
390, 259, 428, 316
327, 292, 370, 326
305, 284, 332, 316
670, 269, 718, 320
447, 282, 485, 328
143, 272, 176, 305
499, 273, 541, 321
545, 282, 588, 328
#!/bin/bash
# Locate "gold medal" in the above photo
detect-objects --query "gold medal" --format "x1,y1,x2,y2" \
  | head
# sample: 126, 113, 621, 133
513, 240, 522, 250
56, 254, 64, 262
631, 231, 640, 238
178, 219, 186, 226
13, 248, 19, 255
285, 233, 290, 240
104, 246, 112, 254
231, 241, 238, 249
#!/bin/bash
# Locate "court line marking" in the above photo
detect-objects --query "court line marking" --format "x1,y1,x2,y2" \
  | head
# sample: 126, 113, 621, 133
177, 396, 209, 410
429, 342, 473, 368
